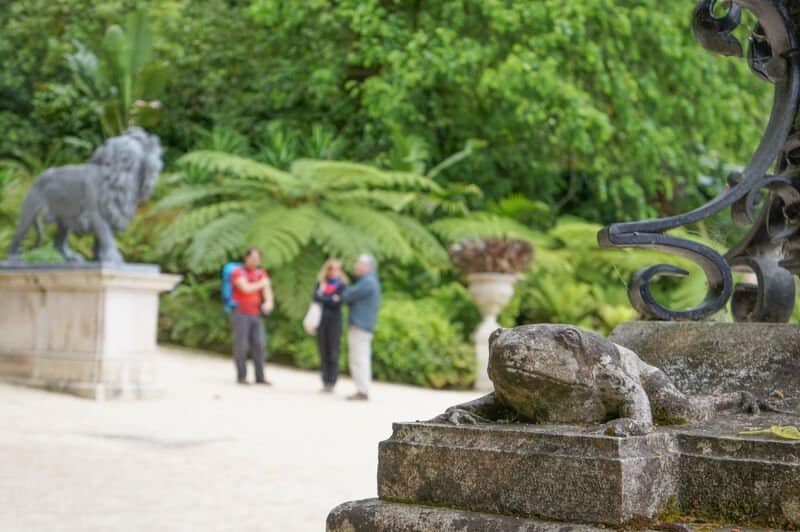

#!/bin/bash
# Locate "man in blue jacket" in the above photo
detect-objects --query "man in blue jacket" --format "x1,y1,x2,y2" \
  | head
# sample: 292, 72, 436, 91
341, 254, 381, 401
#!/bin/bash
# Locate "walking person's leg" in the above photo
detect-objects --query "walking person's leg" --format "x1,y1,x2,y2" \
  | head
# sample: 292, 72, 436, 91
347, 326, 372, 399
231, 311, 250, 383
250, 314, 268, 384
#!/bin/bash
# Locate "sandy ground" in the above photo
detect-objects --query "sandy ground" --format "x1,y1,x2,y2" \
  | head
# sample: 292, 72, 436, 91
0, 347, 477, 532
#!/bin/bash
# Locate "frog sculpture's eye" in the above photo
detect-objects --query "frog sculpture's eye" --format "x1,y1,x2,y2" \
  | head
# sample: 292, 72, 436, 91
489, 328, 504, 350
554, 327, 582, 352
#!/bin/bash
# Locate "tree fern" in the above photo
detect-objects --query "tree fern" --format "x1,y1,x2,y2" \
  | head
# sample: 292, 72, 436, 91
185, 212, 250, 271
178, 151, 297, 189
429, 213, 537, 243
160, 200, 253, 249
329, 203, 414, 261
327, 189, 414, 211
151, 184, 238, 212
269, 246, 328, 320
156, 146, 520, 284
293, 159, 442, 193
246, 205, 317, 267
310, 212, 382, 264
384, 213, 449, 267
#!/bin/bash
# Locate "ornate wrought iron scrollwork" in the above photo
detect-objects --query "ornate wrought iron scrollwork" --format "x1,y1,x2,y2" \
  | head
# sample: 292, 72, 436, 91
597, 0, 800, 321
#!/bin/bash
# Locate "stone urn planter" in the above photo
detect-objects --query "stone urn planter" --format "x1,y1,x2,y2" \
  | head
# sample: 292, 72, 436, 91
467, 272, 518, 389
449, 237, 533, 390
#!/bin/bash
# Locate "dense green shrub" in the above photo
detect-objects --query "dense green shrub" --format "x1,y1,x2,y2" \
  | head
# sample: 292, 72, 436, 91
157, 278, 233, 353
373, 298, 475, 389
269, 318, 328, 370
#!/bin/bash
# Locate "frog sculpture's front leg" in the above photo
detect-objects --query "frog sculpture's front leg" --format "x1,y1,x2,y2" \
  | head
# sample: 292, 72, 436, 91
430, 393, 517, 425
595, 361, 654, 437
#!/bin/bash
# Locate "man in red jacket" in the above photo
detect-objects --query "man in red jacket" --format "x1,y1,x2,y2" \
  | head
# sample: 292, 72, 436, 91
230, 247, 274, 384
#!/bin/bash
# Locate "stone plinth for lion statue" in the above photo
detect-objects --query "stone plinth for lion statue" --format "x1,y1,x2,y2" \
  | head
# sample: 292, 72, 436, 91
0, 129, 180, 399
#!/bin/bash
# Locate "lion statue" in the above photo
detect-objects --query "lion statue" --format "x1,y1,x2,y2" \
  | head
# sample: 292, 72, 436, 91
7, 127, 163, 264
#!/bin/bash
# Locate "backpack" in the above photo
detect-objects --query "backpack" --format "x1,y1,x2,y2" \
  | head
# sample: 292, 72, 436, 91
221, 261, 242, 313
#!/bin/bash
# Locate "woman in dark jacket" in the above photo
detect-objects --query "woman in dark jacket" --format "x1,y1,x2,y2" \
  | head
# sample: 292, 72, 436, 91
312, 258, 349, 392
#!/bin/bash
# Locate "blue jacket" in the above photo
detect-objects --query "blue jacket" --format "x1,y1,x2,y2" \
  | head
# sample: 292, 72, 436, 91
342, 271, 381, 332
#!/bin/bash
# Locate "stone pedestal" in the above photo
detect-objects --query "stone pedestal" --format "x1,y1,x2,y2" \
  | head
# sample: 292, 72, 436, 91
378, 422, 676, 525
0, 263, 181, 399
609, 321, 800, 397
328, 412, 800, 530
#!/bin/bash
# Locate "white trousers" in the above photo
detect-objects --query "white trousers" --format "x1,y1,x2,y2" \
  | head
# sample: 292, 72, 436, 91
348, 326, 373, 395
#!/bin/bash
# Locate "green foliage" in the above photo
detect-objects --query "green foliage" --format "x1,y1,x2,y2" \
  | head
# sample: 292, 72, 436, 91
373, 298, 475, 389
511, 217, 728, 334
243, 0, 769, 223
158, 277, 233, 352
155, 131, 505, 319
65, 11, 168, 136
2, 0, 772, 224
269, 318, 326, 370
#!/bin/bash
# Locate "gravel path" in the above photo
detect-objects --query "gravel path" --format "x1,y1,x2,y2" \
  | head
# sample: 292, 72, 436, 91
0, 347, 477, 531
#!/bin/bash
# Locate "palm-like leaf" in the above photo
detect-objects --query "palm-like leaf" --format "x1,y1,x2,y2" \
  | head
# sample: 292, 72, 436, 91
330, 203, 414, 261
156, 146, 513, 292
179, 151, 297, 189
160, 200, 253, 249
270, 246, 329, 319
384, 213, 449, 267
429, 213, 537, 243
246, 205, 317, 268
185, 212, 250, 272
152, 184, 243, 212
310, 212, 382, 264
293, 159, 442, 193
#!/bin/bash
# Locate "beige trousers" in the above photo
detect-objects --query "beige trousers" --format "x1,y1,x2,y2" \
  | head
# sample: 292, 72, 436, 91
348, 326, 373, 395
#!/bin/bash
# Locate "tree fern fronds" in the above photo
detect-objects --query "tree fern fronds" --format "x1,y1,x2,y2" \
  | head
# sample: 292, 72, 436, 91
178, 150, 298, 189
293, 159, 441, 192
292, 159, 386, 185
309, 212, 382, 265
160, 201, 254, 248
326, 190, 415, 211
246, 205, 317, 268
384, 213, 449, 267
326, 203, 414, 261
270, 247, 328, 320
184, 212, 249, 272
152, 184, 245, 212
383, 171, 443, 193
428, 213, 537, 243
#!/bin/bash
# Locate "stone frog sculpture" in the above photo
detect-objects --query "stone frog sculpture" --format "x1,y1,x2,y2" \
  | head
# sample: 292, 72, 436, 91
434, 324, 758, 436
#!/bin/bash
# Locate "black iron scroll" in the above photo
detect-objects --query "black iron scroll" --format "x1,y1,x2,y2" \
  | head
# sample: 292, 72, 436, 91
597, 0, 800, 321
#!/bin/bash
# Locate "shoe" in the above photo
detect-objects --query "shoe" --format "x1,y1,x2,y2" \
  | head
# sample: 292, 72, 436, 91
321, 385, 335, 393
346, 392, 369, 401
255, 379, 272, 386
237, 379, 249, 385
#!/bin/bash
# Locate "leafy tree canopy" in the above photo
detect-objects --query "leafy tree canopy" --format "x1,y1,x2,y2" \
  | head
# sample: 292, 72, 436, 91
1, 0, 772, 225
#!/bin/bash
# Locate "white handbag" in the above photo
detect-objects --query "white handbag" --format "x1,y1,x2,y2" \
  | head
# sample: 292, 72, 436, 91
303, 302, 322, 335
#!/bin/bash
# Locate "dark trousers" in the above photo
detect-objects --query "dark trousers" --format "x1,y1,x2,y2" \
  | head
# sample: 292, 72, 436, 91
317, 316, 342, 385
230, 311, 266, 382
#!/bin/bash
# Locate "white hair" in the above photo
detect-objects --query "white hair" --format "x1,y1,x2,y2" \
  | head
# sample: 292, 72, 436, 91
357, 253, 377, 270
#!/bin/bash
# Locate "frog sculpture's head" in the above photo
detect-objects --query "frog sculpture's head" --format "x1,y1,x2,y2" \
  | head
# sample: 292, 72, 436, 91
487, 324, 616, 422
